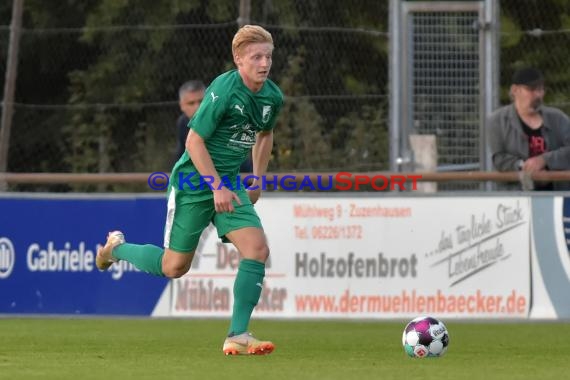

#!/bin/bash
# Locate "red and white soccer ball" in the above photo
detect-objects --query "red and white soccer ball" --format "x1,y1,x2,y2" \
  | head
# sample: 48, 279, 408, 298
402, 316, 449, 358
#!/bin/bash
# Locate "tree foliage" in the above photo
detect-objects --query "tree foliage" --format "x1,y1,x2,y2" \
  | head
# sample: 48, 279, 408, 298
1, 0, 569, 193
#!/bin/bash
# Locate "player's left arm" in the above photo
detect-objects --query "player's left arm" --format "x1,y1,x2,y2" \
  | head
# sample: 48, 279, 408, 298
248, 130, 273, 204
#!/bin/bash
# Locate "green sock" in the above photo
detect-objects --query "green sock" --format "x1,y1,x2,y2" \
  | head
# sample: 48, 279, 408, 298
228, 259, 265, 336
113, 243, 165, 277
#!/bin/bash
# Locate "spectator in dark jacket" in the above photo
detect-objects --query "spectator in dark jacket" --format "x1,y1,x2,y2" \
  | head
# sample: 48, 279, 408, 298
487, 67, 570, 190
174, 80, 206, 164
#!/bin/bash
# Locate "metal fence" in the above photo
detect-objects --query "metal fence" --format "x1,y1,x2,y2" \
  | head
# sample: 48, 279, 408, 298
390, 0, 492, 191
0, 0, 569, 192
1, 0, 391, 194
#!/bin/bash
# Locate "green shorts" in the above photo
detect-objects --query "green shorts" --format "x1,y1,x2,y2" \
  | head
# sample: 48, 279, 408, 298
164, 188, 262, 253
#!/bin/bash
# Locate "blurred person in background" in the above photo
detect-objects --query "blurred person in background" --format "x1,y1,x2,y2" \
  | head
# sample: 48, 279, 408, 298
487, 67, 570, 190
174, 80, 206, 165
96, 25, 283, 355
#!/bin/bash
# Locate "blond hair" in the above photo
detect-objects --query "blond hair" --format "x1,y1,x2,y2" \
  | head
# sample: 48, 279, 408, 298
232, 25, 273, 58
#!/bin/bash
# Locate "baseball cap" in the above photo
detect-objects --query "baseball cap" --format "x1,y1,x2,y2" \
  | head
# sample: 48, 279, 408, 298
511, 67, 544, 87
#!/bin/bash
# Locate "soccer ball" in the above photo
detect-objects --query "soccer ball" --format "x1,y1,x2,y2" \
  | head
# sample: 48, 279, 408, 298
402, 316, 449, 358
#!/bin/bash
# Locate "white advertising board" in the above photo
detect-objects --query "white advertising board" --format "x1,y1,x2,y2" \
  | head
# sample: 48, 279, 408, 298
528, 196, 570, 319
168, 197, 531, 319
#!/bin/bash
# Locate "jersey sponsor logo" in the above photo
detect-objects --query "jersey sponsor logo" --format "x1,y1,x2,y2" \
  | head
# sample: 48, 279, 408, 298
210, 92, 219, 102
228, 123, 256, 149
262, 105, 272, 123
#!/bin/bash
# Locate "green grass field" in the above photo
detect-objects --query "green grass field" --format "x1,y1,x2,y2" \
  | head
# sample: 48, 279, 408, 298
0, 318, 568, 380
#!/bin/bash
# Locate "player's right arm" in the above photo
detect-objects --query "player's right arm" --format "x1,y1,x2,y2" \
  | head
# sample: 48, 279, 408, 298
186, 130, 241, 213
186, 76, 241, 213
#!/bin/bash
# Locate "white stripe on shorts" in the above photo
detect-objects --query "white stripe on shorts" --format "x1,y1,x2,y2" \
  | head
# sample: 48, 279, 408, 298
163, 187, 176, 249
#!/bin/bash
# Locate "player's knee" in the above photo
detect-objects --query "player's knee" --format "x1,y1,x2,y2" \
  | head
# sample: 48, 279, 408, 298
161, 250, 193, 278
162, 263, 189, 278
251, 243, 270, 262
261, 245, 270, 261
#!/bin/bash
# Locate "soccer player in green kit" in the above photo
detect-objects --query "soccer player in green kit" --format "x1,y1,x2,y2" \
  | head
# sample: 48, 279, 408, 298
96, 25, 283, 356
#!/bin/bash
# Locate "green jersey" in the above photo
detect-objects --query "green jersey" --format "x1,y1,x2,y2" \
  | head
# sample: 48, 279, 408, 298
171, 69, 283, 201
